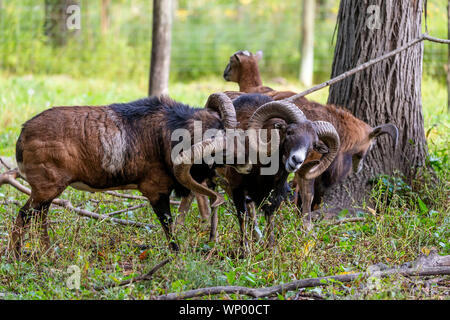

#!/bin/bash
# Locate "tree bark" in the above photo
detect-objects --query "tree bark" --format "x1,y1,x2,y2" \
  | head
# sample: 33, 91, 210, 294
101, 0, 111, 35
44, 0, 80, 46
299, 0, 315, 86
325, 0, 427, 207
149, 0, 173, 97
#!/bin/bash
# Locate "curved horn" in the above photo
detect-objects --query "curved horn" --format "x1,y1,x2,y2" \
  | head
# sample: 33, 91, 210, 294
302, 121, 340, 180
246, 101, 306, 156
205, 93, 238, 129
173, 137, 227, 208
247, 101, 306, 130
369, 123, 398, 147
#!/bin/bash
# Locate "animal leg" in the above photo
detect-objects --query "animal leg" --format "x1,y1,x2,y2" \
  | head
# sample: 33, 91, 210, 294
246, 201, 262, 242
37, 201, 52, 253
10, 198, 32, 258
260, 179, 289, 249
208, 206, 219, 243
10, 182, 66, 258
263, 212, 275, 249
299, 178, 315, 215
196, 192, 211, 222
231, 188, 249, 252
177, 193, 194, 225
150, 194, 179, 252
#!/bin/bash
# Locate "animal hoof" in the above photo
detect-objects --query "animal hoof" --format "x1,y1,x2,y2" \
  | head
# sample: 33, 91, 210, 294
169, 242, 180, 252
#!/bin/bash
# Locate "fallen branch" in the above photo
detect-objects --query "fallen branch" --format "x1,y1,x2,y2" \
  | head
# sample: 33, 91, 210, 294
156, 265, 450, 300
285, 33, 450, 101
104, 191, 147, 201
104, 190, 181, 206
0, 157, 12, 170
94, 258, 172, 291
0, 170, 157, 230
1, 156, 179, 206
0, 199, 22, 207
106, 204, 147, 217
302, 206, 369, 226
326, 217, 366, 226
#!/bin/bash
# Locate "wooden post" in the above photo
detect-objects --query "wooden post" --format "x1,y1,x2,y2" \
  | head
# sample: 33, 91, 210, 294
149, 0, 173, 97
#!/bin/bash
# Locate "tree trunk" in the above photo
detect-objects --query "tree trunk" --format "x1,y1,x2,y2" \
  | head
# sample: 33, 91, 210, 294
101, 0, 111, 35
325, 0, 427, 207
299, 0, 315, 86
448, 1, 450, 111
149, 0, 173, 97
44, 0, 80, 46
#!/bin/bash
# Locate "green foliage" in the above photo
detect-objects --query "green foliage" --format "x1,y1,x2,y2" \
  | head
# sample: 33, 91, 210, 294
0, 0, 447, 82
0, 0, 448, 301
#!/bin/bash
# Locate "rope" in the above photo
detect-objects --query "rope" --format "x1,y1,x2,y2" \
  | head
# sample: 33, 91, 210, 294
284, 33, 450, 101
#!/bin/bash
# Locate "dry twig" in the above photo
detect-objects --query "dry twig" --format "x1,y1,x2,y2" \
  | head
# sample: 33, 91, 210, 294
156, 252, 450, 300
94, 258, 172, 290
156, 265, 450, 300
106, 204, 147, 217
327, 217, 366, 226
0, 170, 157, 230
104, 190, 180, 206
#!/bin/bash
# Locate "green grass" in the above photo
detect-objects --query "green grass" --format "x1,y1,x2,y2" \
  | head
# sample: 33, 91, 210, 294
0, 74, 449, 300
0, 0, 447, 83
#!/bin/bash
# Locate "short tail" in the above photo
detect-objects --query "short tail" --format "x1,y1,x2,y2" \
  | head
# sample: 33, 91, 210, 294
15, 130, 24, 164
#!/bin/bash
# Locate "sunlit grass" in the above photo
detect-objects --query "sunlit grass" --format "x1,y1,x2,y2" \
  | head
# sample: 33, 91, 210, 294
0, 73, 447, 156
0, 73, 448, 300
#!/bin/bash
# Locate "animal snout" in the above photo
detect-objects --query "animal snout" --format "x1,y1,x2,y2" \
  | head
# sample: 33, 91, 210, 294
285, 148, 307, 173
223, 64, 231, 81
292, 154, 304, 164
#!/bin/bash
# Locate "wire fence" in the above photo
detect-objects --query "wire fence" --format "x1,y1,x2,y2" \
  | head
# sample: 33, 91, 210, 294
0, 0, 447, 83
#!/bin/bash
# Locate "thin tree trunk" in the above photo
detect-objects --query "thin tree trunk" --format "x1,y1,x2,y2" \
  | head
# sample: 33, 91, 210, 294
101, 0, 111, 35
0, 0, 2, 37
325, 0, 427, 207
149, 0, 173, 96
44, 0, 80, 46
448, 1, 450, 111
299, 0, 315, 86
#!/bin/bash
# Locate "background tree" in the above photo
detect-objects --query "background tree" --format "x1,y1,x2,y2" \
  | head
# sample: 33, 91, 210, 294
101, 0, 111, 35
448, 1, 449, 111
44, 0, 80, 46
324, 0, 428, 208
299, 0, 315, 86
149, 0, 173, 96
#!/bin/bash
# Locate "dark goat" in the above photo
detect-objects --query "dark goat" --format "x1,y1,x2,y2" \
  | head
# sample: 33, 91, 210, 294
223, 50, 398, 213
12, 93, 245, 257
177, 93, 340, 249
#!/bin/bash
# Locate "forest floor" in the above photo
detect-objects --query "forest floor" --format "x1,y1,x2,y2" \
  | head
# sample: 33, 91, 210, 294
0, 74, 448, 300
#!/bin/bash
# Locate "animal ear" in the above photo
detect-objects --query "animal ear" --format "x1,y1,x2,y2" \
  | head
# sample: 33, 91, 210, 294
313, 140, 329, 154
369, 123, 398, 147
254, 50, 263, 61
